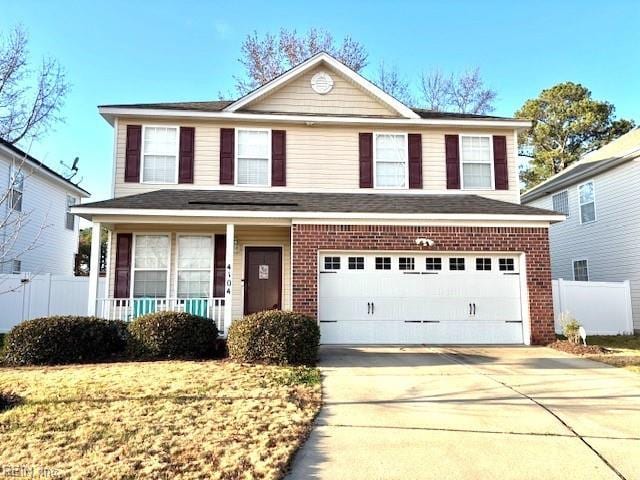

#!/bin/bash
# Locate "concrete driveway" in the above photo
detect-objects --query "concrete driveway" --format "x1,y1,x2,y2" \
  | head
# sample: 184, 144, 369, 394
287, 346, 640, 480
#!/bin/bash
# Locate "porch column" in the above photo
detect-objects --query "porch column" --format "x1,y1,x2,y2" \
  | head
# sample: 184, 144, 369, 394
87, 221, 102, 316
224, 223, 235, 330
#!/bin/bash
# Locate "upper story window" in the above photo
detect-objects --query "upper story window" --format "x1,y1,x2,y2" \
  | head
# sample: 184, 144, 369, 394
552, 190, 569, 216
237, 129, 270, 186
66, 196, 76, 230
133, 234, 170, 298
9, 166, 24, 212
374, 133, 407, 188
460, 135, 493, 189
142, 126, 178, 184
578, 181, 596, 224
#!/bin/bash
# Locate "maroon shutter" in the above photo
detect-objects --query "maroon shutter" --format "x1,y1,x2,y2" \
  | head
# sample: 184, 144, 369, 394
114, 233, 132, 298
213, 235, 226, 297
359, 133, 373, 188
271, 130, 286, 186
179, 127, 195, 183
445, 134, 460, 189
219, 128, 235, 185
408, 133, 423, 189
124, 125, 142, 182
493, 135, 509, 190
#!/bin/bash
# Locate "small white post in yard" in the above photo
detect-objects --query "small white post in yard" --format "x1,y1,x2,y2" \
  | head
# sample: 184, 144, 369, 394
223, 223, 235, 332
87, 221, 102, 316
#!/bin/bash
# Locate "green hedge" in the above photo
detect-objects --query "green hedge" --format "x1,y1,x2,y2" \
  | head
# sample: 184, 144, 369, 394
227, 310, 320, 366
128, 311, 219, 359
2, 316, 128, 366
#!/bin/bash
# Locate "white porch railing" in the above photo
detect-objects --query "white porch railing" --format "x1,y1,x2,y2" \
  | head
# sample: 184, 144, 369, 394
96, 298, 226, 333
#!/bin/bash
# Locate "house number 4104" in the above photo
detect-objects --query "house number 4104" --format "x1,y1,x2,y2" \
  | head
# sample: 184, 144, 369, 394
226, 263, 232, 295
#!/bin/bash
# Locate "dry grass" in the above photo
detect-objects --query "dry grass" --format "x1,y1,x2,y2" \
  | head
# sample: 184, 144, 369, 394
0, 360, 321, 479
586, 335, 640, 373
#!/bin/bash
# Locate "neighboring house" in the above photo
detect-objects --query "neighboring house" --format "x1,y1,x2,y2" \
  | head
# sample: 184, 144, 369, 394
0, 138, 90, 275
73, 52, 563, 345
522, 128, 640, 332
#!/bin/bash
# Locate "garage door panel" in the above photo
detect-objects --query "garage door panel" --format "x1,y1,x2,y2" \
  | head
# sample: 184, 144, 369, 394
318, 252, 525, 345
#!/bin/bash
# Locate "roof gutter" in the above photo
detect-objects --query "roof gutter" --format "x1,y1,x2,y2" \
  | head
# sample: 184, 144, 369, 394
98, 107, 532, 129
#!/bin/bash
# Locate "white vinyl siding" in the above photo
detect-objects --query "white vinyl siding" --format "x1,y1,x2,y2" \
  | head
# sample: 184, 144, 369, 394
374, 133, 407, 189
460, 135, 493, 190
176, 235, 212, 298
578, 181, 596, 223
525, 161, 640, 330
573, 259, 589, 281
236, 129, 270, 186
141, 126, 178, 184
552, 190, 569, 216
133, 235, 170, 298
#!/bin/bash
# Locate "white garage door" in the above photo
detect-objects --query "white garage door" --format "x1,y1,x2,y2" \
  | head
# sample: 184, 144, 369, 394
318, 252, 524, 344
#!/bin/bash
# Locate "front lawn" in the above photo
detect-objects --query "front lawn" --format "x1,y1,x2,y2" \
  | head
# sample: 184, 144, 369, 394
0, 360, 321, 479
586, 335, 640, 373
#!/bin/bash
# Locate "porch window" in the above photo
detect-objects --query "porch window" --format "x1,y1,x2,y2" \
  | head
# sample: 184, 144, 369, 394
141, 126, 178, 183
460, 135, 492, 189
133, 235, 170, 297
237, 129, 270, 186
177, 236, 212, 298
374, 133, 407, 188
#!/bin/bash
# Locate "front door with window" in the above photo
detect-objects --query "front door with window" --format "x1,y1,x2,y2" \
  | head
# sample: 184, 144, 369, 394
244, 247, 282, 314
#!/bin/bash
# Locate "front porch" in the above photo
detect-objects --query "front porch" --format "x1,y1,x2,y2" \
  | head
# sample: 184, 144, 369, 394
86, 219, 292, 336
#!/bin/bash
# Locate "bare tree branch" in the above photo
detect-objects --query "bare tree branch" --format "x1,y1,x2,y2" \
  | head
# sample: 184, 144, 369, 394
374, 61, 414, 106
418, 67, 496, 114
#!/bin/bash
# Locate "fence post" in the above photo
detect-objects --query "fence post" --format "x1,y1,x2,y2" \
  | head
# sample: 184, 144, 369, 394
623, 280, 634, 334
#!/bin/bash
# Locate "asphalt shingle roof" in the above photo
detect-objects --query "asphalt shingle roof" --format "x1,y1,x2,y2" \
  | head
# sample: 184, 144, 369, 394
78, 190, 557, 217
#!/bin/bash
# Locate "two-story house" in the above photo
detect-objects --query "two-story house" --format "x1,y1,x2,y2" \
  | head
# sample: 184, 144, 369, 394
522, 128, 640, 333
73, 52, 562, 345
0, 138, 90, 275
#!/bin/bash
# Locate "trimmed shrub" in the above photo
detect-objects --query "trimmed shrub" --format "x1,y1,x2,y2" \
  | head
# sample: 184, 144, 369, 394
2, 316, 128, 366
227, 310, 320, 366
128, 311, 218, 359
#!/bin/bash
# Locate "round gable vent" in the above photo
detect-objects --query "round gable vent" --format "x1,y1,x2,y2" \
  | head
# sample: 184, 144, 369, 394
310, 71, 334, 95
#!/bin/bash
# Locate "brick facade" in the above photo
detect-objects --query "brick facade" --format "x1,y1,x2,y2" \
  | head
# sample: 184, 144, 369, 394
292, 224, 555, 345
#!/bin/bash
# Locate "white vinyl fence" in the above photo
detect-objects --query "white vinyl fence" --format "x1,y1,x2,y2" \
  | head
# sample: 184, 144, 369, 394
0, 274, 104, 332
552, 279, 634, 335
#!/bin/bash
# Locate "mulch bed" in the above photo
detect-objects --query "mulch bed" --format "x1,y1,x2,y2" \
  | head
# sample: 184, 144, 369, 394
548, 340, 608, 355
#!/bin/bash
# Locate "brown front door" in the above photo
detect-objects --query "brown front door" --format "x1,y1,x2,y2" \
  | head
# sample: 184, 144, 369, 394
244, 247, 282, 315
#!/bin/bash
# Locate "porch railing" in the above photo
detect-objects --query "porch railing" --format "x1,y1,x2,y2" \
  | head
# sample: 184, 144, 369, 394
96, 297, 226, 333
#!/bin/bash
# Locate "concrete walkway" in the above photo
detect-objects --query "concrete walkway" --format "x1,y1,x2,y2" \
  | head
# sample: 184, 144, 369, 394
287, 346, 640, 480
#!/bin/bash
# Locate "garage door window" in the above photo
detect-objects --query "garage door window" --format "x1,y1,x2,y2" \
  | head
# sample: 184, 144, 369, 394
348, 256, 364, 270
375, 257, 391, 270
499, 258, 515, 271
449, 258, 465, 271
324, 257, 341, 270
425, 257, 442, 270
476, 258, 491, 271
398, 257, 415, 271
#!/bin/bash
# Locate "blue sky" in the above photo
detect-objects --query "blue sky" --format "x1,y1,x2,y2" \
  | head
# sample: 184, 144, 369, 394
3, 0, 639, 201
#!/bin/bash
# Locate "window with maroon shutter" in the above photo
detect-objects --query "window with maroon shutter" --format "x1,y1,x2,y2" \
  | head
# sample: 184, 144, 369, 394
445, 134, 460, 189
219, 128, 235, 185
179, 127, 195, 184
124, 125, 142, 183
114, 233, 132, 298
271, 130, 286, 186
213, 235, 226, 297
408, 133, 422, 189
359, 133, 373, 188
493, 135, 508, 190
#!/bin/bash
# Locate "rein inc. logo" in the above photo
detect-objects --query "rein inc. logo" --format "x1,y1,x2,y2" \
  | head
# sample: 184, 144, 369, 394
1, 465, 60, 478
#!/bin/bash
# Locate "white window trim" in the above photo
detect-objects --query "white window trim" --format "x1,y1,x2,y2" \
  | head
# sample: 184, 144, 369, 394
578, 180, 597, 224
235, 127, 272, 187
174, 234, 215, 298
140, 125, 179, 185
572, 258, 589, 281
131, 233, 172, 298
552, 190, 570, 217
373, 132, 409, 190
459, 134, 495, 191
